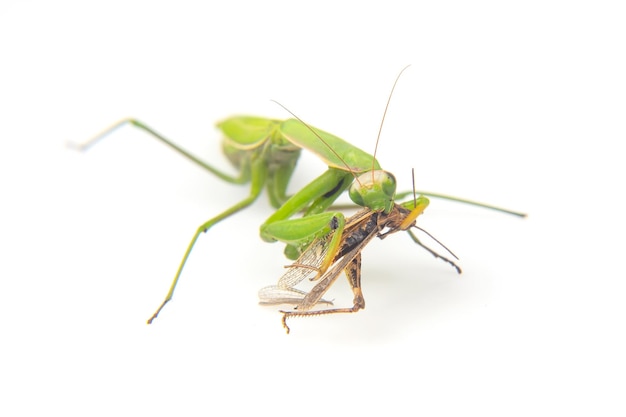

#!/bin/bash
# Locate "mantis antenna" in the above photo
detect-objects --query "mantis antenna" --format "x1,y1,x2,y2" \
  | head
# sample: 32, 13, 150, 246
271, 100, 363, 186
371, 65, 412, 182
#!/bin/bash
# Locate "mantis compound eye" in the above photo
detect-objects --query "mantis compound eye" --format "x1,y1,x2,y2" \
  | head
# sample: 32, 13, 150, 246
348, 170, 396, 212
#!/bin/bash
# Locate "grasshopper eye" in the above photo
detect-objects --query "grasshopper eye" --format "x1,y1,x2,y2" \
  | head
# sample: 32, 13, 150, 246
349, 170, 397, 212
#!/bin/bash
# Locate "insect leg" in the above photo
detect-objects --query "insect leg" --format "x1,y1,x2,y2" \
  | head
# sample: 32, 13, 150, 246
147, 156, 268, 323
280, 253, 366, 334
395, 190, 527, 218
69, 118, 251, 184
261, 168, 352, 263
405, 229, 462, 274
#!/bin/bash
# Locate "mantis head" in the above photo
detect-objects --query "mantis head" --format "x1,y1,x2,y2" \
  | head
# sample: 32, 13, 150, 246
348, 170, 396, 213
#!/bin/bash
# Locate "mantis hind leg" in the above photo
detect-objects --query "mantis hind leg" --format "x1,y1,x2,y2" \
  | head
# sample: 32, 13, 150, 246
147, 156, 269, 323
69, 118, 252, 184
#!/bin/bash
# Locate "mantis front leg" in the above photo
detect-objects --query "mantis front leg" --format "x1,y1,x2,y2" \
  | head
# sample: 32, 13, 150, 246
261, 211, 347, 280
260, 168, 354, 274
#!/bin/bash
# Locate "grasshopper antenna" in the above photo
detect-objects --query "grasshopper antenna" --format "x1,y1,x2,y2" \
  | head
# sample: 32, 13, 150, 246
411, 167, 417, 209
410, 166, 459, 260
409, 166, 460, 270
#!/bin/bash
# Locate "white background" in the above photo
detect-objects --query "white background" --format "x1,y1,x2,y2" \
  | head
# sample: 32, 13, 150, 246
1, 1, 624, 415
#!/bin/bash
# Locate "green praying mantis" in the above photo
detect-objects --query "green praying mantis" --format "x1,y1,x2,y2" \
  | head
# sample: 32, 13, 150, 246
70, 67, 525, 324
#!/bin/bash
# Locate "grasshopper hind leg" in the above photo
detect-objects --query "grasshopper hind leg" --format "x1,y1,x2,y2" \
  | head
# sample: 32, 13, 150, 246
280, 253, 365, 334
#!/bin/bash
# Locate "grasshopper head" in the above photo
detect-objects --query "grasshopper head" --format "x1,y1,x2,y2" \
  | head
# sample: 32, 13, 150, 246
349, 170, 396, 213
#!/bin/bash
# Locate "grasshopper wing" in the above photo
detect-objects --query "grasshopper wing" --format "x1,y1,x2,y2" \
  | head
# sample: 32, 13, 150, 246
258, 236, 333, 306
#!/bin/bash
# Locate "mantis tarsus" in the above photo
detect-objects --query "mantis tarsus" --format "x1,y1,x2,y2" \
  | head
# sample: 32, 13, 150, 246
70, 67, 525, 324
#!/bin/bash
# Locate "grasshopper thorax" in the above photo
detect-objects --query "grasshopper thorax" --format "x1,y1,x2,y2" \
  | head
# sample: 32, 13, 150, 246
349, 170, 396, 213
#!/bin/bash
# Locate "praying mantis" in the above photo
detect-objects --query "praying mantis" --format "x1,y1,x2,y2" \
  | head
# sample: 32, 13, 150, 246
70, 67, 525, 324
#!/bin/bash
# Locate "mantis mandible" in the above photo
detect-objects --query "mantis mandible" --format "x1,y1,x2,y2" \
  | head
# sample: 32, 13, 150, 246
70, 67, 525, 323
